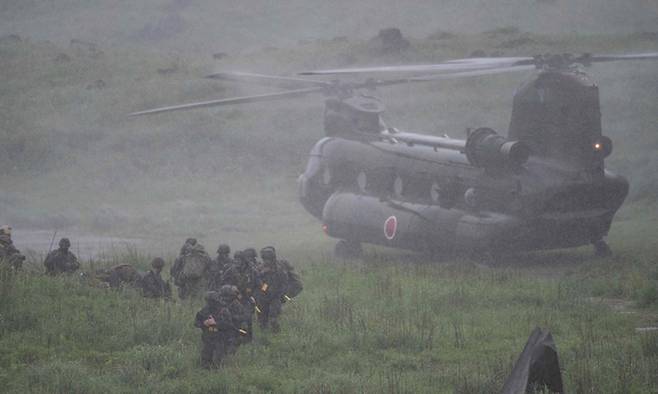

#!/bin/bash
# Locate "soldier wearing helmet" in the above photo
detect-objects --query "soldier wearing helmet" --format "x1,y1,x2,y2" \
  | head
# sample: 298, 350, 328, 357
0, 225, 25, 270
170, 238, 211, 299
141, 257, 172, 299
221, 249, 259, 341
255, 246, 302, 333
242, 247, 259, 268
208, 243, 232, 291
44, 238, 80, 275
194, 286, 248, 368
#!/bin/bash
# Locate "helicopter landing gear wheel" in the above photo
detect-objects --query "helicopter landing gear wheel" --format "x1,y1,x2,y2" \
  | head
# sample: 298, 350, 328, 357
593, 239, 612, 257
334, 240, 362, 259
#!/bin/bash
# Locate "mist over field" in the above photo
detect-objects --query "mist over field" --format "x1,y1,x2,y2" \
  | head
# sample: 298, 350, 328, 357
1, 2, 658, 392
1, 0, 657, 252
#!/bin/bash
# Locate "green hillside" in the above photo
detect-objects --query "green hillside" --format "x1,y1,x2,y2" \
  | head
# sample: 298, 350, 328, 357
2, 15, 658, 392
1, 30, 657, 238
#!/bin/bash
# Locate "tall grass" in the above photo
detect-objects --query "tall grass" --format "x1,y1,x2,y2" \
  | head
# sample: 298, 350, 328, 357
1, 237, 657, 393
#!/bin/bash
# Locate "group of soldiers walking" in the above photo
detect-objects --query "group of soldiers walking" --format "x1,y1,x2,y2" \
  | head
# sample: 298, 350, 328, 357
171, 238, 303, 368
0, 226, 303, 369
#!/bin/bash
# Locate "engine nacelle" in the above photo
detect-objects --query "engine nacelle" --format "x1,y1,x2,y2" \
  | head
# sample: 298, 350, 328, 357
465, 127, 530, 168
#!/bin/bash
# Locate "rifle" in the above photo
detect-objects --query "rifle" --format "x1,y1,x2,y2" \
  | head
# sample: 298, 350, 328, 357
47, 229, 58, 254
206, 315, 248, 336
250, 296, 262, 314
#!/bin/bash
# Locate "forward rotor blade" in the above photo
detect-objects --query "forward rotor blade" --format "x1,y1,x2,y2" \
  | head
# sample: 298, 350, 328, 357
205, 71, 330, 87
129, 87, 324, 117
300, 56, 532, 75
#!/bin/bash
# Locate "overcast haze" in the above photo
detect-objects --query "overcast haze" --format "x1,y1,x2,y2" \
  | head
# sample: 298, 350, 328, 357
1, 0, 657, 255
1, 0, 657, 54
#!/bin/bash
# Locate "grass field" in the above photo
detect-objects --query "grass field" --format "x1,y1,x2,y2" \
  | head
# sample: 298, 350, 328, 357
1, 23, 658, 393
1, 209, 657, 393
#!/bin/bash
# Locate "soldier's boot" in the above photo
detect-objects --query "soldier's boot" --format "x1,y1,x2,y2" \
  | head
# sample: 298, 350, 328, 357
246, 320, 254, 342
258, 311, 269, 329
213, 344, 226, 367
270, 319, 280, 333
200, 342, 214, 369
178, 285, 188, 300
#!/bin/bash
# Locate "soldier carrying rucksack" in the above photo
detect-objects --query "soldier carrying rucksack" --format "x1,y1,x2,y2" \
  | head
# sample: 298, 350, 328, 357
0, 225, 25, 270
170, 238, 211, 299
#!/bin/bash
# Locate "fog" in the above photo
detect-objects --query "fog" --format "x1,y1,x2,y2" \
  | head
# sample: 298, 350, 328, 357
1, 0, 657, 257
2, 0, 657, 53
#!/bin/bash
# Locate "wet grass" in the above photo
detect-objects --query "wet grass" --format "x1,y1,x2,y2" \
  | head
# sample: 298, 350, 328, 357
1, 219, 658, 393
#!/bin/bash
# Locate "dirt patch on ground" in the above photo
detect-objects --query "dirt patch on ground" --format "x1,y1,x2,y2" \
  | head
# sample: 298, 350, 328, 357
588, 297, 658, 332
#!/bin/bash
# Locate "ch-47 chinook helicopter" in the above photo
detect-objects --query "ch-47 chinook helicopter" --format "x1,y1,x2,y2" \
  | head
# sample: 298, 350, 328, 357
130, 51, 658, 259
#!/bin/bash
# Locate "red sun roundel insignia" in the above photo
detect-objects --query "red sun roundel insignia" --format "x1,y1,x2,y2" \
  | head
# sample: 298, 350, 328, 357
384, 216, 397, 240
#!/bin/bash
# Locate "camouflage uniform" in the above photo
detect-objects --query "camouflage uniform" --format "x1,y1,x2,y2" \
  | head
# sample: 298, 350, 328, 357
222, 252, 259, 341
44, 238, 80, 275
194, 286, 248, 368
0, 227, 25, 270
208, 244, 232, 291
141, 257, 172, 299
171, 238, 210, 299
255, 247, 303, 332
93, 264, 141, 288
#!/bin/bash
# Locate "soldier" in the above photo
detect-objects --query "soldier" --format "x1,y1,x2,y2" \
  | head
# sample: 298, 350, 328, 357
170, 238, 211, 299
194, 286, 248, 369
222, 251, 259, 341
242, 247, 260, 269
0, 225, 25, 269
141, 257, 172, 299
90, 264, 141, 288
44, 238, 80, 275
255, 246, 302, 332
208, 244, 232, 291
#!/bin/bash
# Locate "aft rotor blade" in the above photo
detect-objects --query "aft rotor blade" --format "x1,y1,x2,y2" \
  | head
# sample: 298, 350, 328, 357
589, 52, 658, 63
129, 87, 324, 116
300, 56, 532, 75
205, 71, 330, 87
407, 64, 536, 82
352, 65, 535, 90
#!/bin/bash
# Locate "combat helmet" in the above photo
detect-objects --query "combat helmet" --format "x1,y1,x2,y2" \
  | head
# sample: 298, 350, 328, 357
243, 248, 257, 261
205, 290, 222, 304
59, 238, 71, 249
217, 244, 230, 255
219, 284, 239, 302
233, 250, 244, 261
260, 246, 276, 262
151, 257, 165, 269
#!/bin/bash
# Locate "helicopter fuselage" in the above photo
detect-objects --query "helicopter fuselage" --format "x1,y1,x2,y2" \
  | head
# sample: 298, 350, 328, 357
298, 135, 628, 255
